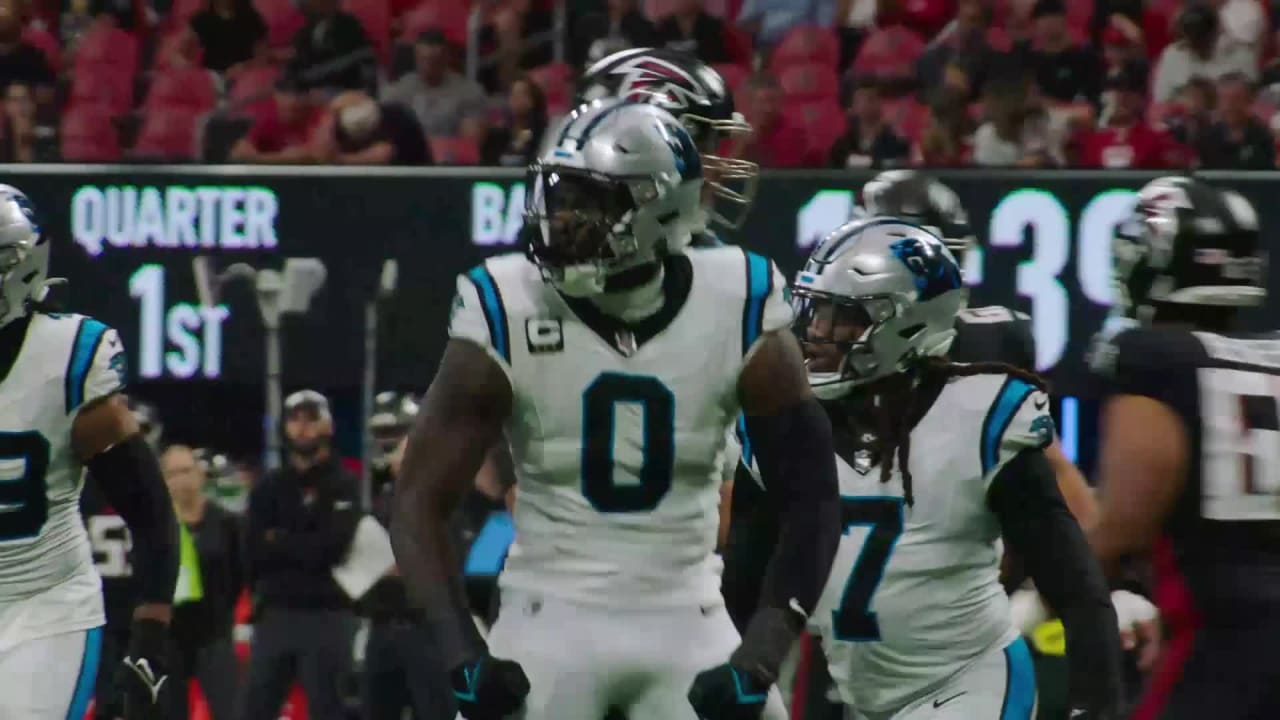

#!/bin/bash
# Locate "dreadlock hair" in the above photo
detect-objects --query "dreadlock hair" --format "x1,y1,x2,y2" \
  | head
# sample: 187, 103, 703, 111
866, 356, 1049, 508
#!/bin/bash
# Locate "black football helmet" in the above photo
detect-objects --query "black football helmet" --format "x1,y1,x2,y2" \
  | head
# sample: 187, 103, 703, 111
861, 170, 976, 266
369, 391, 419, 470
1114, 176, 1265, 323
576, 47, 757, 229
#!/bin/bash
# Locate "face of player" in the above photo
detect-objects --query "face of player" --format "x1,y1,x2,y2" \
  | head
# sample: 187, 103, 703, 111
536, 171, 634, 267
798, 297, 873, 374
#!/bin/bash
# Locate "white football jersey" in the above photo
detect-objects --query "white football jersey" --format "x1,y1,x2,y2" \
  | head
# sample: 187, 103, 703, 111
450, 248, 790, 608
810, 372, 1054, 714
0, 313, 124, 651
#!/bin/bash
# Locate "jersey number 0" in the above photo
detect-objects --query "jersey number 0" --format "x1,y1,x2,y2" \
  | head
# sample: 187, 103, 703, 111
581, 373, 675, 513
0, 431, 51, 542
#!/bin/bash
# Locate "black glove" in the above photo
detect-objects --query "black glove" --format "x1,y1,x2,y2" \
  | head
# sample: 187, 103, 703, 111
115, 619, 173, 720
451, 654, 530, 720
687, 663, 771, 720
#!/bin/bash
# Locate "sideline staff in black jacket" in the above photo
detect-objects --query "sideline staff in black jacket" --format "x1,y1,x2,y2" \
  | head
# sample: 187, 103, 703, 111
241, 390, 360, 720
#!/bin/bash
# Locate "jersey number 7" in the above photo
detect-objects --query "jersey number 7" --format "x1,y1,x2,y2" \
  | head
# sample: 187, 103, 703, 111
833, 497, 904, 641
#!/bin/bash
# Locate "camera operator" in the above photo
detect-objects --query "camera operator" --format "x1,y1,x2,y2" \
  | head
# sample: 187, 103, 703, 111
162, 444, 243, 720
360, 392, 457, 720
242, 390, 360, 720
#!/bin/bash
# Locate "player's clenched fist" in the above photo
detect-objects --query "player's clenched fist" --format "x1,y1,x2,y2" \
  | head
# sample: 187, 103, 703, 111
451, 655, 531, 720
687, 663, 771, 720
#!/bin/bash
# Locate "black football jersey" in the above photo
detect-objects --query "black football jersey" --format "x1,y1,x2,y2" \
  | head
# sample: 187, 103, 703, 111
1090, 325, 1280, 625
950, 305, 1036, 372
79, 477, 137, 627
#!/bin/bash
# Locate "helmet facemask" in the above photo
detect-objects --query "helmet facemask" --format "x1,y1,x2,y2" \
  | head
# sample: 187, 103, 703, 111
683, 112, 758, 230
792, 289, 903, 400
0, 234, 49, 329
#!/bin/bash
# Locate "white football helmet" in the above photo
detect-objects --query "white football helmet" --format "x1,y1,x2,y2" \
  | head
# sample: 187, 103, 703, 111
525, 98, 704, 297
0, 184, 53, 329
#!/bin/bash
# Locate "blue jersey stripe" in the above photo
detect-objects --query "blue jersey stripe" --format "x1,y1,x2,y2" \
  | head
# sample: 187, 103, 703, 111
981, 377, 1035, 475
1000, 637, 1037, 720
736, 414, 753, 470
466, 266, 510, 364
64, 626, 102, 720
65, 318, 107, 413
741, 251, 771, 355
464, 511, 515, 576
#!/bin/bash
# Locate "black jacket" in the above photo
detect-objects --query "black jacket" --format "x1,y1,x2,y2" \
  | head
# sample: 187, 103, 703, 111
173, 502, 245, 651
246, 456, 360, 611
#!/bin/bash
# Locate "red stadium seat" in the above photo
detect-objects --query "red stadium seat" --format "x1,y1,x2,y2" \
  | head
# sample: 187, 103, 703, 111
68, 66, 134, 115
779, 63, 839, 103
229, 65, 280, 105
168, 0, 207, 29
152, 30, 202, 71
527, 63, 572, 112
60, 106, 121, 162
74, 25, 138, 74
21, 26, 60, 73
428, 135, 480, 164
796, 101, 846, 164
255, 0, 306, 48
132, 108, 203, 160
399, 0, 469, 45
711, 62, 749, 96
852, 26, 925, 80
769, 25, 839, 72
145, 68, 218, 112
344, 0, 390, 64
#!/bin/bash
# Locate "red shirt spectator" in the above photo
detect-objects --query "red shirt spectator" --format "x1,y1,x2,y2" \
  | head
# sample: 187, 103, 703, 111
740, 75, 805, 167
1078, 62, 1187, 168
230, 77, 323, 161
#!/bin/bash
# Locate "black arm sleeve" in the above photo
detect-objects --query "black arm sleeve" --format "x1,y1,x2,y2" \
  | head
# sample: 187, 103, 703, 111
88, 434, 179, 605
989, 449, 1125, 711
733, 396, 841, 680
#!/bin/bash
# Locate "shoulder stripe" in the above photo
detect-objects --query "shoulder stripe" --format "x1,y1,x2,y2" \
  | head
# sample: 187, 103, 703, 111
741, 250, 772, 355
980, 377, 1036, 475
65, 318, 107, 413
735, 413, 753, 469
466, 265, 510, 364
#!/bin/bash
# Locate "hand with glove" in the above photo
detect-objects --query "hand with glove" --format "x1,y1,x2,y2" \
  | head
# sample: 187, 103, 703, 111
451, 654, 530, 720
687, 663, 771, 720
116, 618, 174, 720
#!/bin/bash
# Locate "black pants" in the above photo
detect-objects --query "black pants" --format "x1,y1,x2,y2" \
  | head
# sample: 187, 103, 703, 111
362, 619, 456, 720
238, 608, 357, 720
166, 636, 239, 720
1146, 624, 1280, 720
93, 619, 131, 720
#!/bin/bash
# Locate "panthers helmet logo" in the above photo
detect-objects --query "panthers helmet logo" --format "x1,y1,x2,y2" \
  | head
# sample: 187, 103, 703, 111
889, 236, 962, 301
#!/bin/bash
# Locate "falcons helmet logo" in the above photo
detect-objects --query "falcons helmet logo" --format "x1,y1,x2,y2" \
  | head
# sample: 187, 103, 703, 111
606, 55, 714, 111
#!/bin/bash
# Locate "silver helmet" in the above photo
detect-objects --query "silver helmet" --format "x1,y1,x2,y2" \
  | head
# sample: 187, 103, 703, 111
0, 185, 51, 329
525, 98, 704, 297
793, 217, 966, 400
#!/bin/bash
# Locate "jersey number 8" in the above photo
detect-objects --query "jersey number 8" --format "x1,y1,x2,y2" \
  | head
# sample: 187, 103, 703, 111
581, 373, 675, 513
0, 431, 51, 542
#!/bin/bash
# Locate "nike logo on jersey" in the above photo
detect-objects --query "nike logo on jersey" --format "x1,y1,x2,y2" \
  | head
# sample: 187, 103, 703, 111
932, 692, 965, 709
1033, 394, 1048, 410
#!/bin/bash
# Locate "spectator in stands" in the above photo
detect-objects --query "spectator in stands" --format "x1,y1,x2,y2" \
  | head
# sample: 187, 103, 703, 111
0, 0, 51, 97
1165, 76, 1216, 147
163, 444, 243, 720
382, 30, 486, 138
1151, 2, 1256, 102
1019, 0, 1104, 104
914, 91, 973, 165
1079, 61, 1185, 168
1100, 18, 1147, 75
827, 78, 909, 168
1219, 0, 1267, 67
1197, 72, 1275, 168
973, 75, 1055, 166
229, 74, 324, 162
481, 74, 546, 166
916, 0, 998, 103
290, 0, 373, 90
242, 390, 361, 720
737, 0, 837, 50
874, 0, 953, 40
0, 81, 55, 161
313, 89, 431, 164
477, 0, 554, 93
572, 0, 658, 66
178, 0, 268, 75
656, 0, 729, 64
737, 73, 805, 167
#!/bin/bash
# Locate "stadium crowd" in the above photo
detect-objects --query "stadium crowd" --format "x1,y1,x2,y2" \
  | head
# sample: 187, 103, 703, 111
2, 0, 1278, 168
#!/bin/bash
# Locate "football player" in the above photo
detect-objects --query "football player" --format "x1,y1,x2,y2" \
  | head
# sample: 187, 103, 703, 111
575, 46, 758, 246
391, 100, 842, 720
862, 169, 1097, 523
1087, 176, 1280, 718
794, 217, 1124, 719
0, 185, 178, 719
